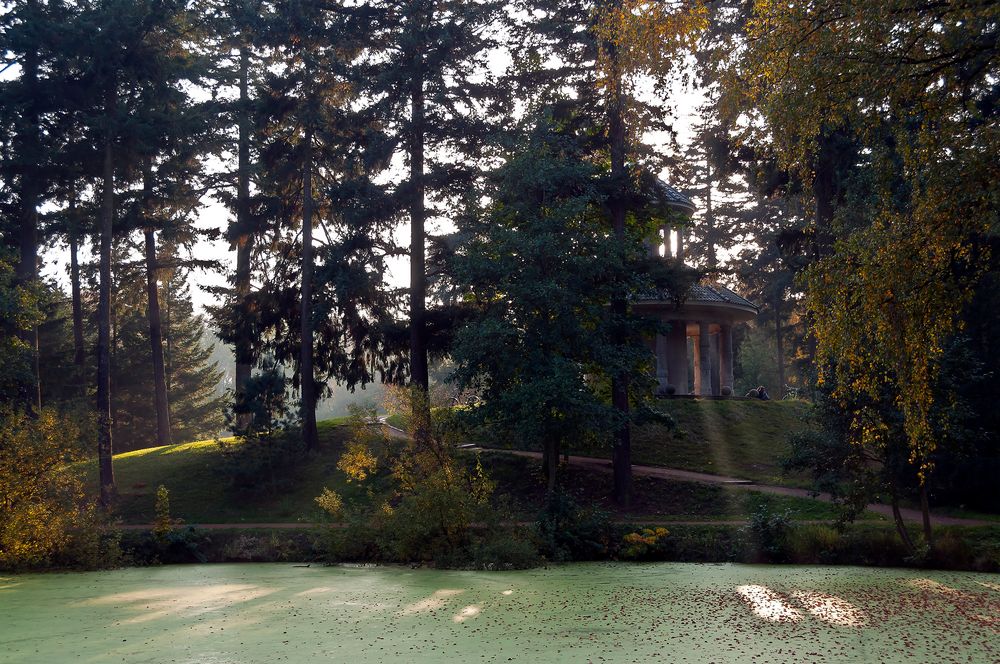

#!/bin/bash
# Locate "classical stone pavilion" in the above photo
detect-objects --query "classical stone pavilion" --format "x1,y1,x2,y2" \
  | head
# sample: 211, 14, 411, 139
636, 180, 757, 397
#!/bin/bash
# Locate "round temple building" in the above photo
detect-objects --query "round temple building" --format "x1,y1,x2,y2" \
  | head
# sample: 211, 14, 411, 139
637, 180, 758, 397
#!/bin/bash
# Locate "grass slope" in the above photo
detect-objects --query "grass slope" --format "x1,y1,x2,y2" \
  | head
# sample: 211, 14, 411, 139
533, 398, 814, 486
80, 413, 851, 525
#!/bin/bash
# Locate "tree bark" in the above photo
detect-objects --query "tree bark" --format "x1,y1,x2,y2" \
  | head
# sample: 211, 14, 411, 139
69, 204, 86, 374
15, 0, 41, 412
773, 291, 785, 393
234, 43, 254, 410
705, 159, 717, 271
300, 127, 318, 452
919, 483, 934, 548
409, 70, 429, 394
890, 490, 916, 554
97, 86, 117, 509
143, 230, 172, 446
142, 160, 172, 448
607, 35, 631, 507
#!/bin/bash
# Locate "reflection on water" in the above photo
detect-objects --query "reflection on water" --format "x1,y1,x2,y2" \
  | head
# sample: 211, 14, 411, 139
790, 590, 866, 627
735, 584, 802, 623
76, 583, 275, 625
453, 605, 481, 623
399, 588, 464, 615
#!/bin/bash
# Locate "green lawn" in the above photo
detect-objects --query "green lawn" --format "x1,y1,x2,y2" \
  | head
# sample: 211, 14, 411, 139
507, 398, 814, 486
77, 412, 852, 525
475, 450, 872, 522
79, 418, 359, 525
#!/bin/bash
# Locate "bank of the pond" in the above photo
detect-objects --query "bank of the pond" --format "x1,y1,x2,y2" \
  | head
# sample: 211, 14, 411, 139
2, 562, 997, 663
111, 521, 1000, 573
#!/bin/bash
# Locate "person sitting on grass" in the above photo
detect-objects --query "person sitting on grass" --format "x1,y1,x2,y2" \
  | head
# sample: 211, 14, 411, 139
756, 385, 770, 400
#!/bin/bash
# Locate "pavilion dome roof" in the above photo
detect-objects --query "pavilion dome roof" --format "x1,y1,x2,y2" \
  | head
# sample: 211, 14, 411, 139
649, 178, 697, 216
635, 282, 758, 314
687, 283, 756, 309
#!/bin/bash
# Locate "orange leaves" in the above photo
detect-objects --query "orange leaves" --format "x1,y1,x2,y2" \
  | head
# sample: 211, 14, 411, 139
592, 0, 708, 91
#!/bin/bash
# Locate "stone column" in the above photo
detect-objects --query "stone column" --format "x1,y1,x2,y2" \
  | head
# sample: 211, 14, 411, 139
655, 332, 669, 393
720, 323, 734, 396
697, 321, 712, 396
710, 332, 720, 396
692, 329, 702, 395
667, 320, 688, 394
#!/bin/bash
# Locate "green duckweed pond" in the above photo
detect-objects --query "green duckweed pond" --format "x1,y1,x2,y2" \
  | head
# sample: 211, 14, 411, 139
1, 563, 998, 663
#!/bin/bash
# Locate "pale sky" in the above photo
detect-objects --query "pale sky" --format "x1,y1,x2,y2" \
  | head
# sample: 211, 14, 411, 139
41, 76, 709, 317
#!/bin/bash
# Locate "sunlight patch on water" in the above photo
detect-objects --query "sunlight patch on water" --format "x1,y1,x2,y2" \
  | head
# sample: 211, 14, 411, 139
790, 591, 866, 627
976, 581, 1000, 593
735, 585, 802, 623
453, 605, 481, 623
907, 578, 963, 596
399, 589, 464, 615
501, 589, 513, 596
76, 584, 275, 624
295, 586, 336, 596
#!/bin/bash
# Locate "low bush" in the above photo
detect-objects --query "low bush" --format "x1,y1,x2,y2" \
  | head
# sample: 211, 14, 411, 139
217, 367, 305, 494
535, 491, 612, 562
743, 501, 793, 562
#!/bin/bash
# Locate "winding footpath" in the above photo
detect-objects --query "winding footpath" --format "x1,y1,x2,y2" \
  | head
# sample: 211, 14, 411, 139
120, 423, 990, 529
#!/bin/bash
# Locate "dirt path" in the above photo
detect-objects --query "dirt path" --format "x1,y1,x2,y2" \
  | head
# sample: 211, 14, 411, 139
482, 448, 990, 527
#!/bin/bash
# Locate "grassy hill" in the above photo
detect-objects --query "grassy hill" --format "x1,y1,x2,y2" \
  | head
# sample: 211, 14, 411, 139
78, 405, 856, 526
516, 398, 814, 486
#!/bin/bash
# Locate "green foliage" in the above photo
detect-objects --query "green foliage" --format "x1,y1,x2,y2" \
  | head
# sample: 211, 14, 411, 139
218, 367, 304, 493
742, 501, 792, 563
0, 254, 42, 406
315, 395, 514, 567
95, 263, 226, 452
534, 491, 612, 562
450, 112, 640, 484
153, 485, 176, 545
736, 326, 780, 395
0, 406, 101, 570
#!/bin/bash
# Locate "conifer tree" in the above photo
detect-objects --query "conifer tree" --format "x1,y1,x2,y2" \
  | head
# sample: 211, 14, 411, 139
513, 0, 706, 504
360, 0, 505, 415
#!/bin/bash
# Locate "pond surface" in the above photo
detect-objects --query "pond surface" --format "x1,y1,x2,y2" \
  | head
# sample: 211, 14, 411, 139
1, 563, 998, 663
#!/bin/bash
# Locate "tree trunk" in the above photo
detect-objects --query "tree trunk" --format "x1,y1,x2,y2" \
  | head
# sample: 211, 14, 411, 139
97, 88, 117, 509
773, 291, 785, 393
919, 483, 934, 548
705, 159, 717, 271
234, 43, 254, 410
607, 37, 631, 507
545, 438, 559, 494
300, 127, 318, 452
409, 71, 429, 394
890, 489, 916, 554
69, 208, 85, 374
142, 160, 172, 448
15, 0, 41, 412
144, 229, 172, 447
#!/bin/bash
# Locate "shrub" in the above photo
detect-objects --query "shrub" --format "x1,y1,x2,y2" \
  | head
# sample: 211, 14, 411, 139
743, 501, 793, 562
620, 527, 670, 560
470, 529, 540, 570
788, 525, 841, 563
535, 491, 612, 562
153, 485, 182, 545
0, 407, 96, 570
218, 367, 304, 494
